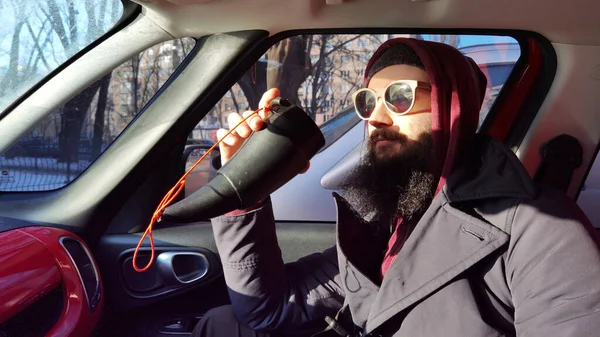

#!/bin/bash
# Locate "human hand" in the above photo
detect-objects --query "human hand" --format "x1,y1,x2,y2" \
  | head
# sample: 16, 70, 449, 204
216, 88, 310, 173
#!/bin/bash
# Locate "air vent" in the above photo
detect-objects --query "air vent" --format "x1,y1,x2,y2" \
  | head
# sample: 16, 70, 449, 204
60, 237, 101, 312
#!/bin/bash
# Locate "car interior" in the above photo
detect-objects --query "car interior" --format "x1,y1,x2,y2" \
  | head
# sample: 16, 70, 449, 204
0, 0, 599, 336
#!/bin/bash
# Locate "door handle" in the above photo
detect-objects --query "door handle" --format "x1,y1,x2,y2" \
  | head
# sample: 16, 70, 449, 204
156, 251, 210, 286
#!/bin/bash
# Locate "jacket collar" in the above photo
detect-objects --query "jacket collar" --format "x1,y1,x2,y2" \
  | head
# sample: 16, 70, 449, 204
364, 193, 510, 333
443, 134, 536, 203
333, 134, 534, 333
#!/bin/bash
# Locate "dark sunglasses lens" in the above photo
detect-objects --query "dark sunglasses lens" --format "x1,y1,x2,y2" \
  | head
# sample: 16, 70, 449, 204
385, 82, 413, 114
354, 90, 377, 118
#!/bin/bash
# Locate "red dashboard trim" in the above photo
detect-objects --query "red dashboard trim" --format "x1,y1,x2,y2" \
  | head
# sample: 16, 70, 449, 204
0, 230, 61, 323
20, 227, 104, 337
0, 227, 103, 337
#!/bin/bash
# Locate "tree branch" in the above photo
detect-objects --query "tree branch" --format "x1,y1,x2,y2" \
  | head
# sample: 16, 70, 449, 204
24, 18, 51, 73
45, 0, 70, 52
230, 88, 240, 114
322, 35, 362, 59
85, 0, 98, 41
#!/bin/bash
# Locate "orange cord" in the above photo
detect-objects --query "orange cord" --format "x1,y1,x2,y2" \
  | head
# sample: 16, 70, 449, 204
133, 105, 271, 272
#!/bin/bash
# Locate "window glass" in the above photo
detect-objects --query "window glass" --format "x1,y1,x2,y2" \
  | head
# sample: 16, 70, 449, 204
191, 34, 519, 146
0, 0, 124, 113
0, 38, 196, 192
186, 33, 521, 221
578, 153, 600, 228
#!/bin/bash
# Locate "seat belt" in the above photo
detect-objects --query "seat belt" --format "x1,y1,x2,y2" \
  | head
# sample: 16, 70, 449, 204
533, 134, 583, 193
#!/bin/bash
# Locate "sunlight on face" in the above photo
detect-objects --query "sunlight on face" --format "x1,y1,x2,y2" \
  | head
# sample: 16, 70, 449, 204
366, 65, 432, 158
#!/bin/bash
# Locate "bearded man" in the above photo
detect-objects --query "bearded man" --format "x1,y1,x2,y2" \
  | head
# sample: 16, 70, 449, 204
192, 38, 600, 337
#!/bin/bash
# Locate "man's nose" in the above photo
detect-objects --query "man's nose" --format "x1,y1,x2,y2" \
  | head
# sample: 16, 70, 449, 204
368, 97, 393, 128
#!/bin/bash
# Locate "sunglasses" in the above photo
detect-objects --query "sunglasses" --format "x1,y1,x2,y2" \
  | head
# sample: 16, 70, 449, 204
352, 80, 431, 120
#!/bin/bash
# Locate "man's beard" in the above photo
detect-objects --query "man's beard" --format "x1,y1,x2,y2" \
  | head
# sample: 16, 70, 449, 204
340, 129, 436, 228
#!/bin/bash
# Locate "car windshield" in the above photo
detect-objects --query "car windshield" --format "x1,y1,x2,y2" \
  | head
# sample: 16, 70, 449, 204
0, 0, 124, 114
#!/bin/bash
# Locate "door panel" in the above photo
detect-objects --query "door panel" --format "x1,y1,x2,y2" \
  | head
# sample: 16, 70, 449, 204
94, 221, 335, 336
95, 233, 223, 313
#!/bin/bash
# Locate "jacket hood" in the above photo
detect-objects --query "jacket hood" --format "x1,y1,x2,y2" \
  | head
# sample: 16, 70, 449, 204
364, 38, 488, 194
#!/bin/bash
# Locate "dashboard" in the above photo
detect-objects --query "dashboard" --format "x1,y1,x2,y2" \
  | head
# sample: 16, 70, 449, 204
0, 225, 103, 336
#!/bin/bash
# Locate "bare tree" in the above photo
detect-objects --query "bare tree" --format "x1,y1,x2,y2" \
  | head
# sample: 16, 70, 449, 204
266, 36, 312, 107
140, 55, 161, 108
130, 54, 141, 114
236, 35, 312, 111
229, 89, 241, 114
23, 18, 52, 79
96, 38, 194, 147
308, 35, 332, 119
1, 23, 25, 97
91, 73, 112, 158
27, 0, 127, 162
237, 63, 268, 110
41, 0, 106, 162
234, 34, 366, 122
304, 35, 368, 120
0, 1, 26, 97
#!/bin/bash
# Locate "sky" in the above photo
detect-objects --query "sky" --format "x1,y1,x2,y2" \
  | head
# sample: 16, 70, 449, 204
455, 35, 518, 48
419, 34, 518, 49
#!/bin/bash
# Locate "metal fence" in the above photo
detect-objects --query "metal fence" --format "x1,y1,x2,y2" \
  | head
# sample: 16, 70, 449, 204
0, 128, 216, 192
0, 139, 91, 192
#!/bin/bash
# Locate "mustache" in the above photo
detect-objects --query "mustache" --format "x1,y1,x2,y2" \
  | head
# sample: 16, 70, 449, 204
369, 129, 408, 143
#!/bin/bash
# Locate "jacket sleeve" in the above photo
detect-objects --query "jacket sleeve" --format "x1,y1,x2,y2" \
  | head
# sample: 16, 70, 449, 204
210, 197, 345, 333
508, 189, 600, 336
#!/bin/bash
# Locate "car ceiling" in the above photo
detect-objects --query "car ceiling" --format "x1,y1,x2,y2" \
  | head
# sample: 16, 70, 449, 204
136, 0, 600, 46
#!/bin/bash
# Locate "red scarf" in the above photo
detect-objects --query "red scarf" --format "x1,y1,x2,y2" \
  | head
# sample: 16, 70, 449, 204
362, 38, 488, 279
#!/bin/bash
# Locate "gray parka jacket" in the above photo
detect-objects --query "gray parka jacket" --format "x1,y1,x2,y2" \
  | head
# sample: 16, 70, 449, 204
210, 135, 600, 337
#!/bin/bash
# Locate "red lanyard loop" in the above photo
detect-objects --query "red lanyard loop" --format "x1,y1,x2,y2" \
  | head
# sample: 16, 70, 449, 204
133, 106, 270, 272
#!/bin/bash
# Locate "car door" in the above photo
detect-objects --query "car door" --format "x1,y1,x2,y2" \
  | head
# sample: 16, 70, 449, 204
0, 8, 550, 335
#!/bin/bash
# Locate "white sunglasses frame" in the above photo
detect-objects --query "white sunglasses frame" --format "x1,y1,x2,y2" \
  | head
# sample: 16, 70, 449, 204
352, 80, 431, 120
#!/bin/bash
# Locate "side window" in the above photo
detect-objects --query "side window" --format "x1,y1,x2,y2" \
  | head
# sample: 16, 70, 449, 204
184, 33, 522, 221
0, 38, 196, 192
578, 153, 600, 228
